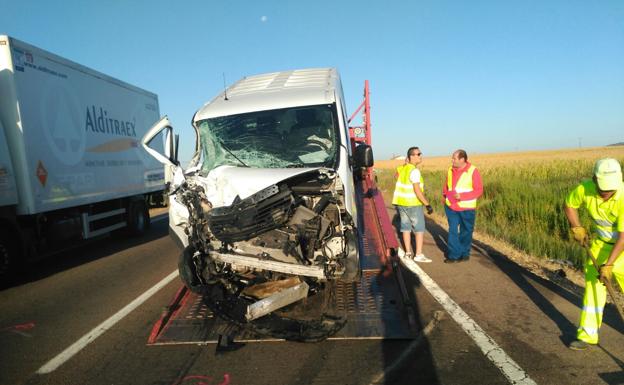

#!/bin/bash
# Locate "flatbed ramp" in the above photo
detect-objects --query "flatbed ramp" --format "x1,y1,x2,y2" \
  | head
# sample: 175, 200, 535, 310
147, 181, 413, 345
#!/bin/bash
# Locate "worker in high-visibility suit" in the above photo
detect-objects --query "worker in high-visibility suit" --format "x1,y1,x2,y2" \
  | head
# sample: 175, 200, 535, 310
564, 158, 624, 350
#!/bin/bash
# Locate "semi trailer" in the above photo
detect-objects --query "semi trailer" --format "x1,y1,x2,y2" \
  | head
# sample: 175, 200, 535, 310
0, 35, 165, 282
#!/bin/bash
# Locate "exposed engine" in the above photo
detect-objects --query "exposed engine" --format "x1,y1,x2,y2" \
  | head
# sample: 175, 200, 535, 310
173, 168, 358, 340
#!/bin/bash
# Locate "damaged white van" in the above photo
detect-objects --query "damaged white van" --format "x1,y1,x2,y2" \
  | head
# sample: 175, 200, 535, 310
143, 68, 373, 340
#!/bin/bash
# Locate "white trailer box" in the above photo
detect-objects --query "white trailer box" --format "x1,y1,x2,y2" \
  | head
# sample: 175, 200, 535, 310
0, 35, 163, 215
0, 35, 165, 280
0, 120, 18, 207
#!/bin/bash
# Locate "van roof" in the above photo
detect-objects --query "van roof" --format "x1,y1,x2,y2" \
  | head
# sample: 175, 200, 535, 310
194, 68, 339, 121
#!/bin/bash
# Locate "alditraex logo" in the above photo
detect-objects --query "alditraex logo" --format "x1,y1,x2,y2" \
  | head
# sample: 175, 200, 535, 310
85, 106, 137, 137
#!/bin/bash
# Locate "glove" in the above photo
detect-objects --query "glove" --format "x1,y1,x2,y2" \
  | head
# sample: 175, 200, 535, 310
599, 264, 613, 285
571, 226, 588, 246
425, 205, 433, 215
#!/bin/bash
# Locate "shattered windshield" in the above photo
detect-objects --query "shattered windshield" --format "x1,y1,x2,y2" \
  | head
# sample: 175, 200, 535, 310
197, 104, 338, 171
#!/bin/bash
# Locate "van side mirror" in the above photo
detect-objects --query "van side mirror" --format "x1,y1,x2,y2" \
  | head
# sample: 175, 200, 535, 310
354, 144, 374, 168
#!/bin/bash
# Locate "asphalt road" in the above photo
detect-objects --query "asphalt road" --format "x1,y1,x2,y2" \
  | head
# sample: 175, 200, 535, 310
1, 212, 623, 385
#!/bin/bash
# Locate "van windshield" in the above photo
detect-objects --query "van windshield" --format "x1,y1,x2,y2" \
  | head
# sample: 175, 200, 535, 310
197, 104, 338, 171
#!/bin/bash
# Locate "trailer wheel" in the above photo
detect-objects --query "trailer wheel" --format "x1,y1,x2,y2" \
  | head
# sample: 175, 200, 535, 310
0, 232, 16, 283
127, 200, 150, 236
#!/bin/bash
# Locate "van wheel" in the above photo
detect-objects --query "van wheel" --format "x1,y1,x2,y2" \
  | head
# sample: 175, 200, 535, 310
178, 247, 204, 294
127, 200, 150, 236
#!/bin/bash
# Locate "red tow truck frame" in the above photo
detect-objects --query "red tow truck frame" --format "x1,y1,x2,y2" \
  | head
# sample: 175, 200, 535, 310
348, 80, 399, 263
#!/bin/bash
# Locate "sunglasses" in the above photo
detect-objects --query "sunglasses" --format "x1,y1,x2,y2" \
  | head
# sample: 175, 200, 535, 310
412, 152, 422, 156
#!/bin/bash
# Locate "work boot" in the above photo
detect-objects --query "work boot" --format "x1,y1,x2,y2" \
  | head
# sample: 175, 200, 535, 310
568, 340, 589, 350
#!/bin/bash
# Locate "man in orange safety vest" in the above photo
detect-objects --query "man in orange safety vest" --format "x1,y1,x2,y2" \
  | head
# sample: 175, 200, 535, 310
442, 149, 483, 263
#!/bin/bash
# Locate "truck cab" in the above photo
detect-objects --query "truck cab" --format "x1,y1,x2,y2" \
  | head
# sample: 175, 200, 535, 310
144, 68, 374, 331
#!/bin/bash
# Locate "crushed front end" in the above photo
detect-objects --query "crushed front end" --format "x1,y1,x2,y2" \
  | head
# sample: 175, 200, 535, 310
173, 167, 359, 341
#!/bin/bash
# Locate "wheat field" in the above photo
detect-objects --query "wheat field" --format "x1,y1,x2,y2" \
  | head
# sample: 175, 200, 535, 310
375, 146, 624, 171
375, 146, 624, 267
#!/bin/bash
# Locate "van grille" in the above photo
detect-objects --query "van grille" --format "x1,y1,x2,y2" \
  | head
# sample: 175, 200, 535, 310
207, 184, 293, 243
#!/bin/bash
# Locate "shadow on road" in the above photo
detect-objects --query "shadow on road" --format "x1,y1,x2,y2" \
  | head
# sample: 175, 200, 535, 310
423, 217, 624, 344
381, 269, 442, 385
598, 345, 624, 384
373, 208, 441, 385
336, 186, 440, 384
1, 216, 170, 290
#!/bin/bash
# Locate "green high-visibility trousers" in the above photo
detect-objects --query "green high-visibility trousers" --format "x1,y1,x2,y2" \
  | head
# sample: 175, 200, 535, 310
577, 238, 624, 344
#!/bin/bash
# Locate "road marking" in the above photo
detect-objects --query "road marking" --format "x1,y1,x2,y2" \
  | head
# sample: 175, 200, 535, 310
37, 270, 179, 374
1, 321, 36, 337
401, 257, 538, 385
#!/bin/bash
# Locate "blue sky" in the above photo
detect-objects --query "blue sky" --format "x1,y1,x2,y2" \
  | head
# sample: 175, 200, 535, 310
2, 0, 623, 161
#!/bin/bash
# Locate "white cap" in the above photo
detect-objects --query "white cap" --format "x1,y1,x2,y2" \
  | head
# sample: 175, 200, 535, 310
593, 158, 623, 191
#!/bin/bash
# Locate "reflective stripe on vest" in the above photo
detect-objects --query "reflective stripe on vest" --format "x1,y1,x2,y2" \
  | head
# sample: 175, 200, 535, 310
593, 218, 613, 227
446, 165, 477, 209
595, 228, 619, 243
591, 217, 618, 243
392, 164, 424, 206
590, 186, 623, 243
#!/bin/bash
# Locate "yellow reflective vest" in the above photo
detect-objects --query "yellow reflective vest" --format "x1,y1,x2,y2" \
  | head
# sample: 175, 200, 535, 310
565, 180, 624, 244
446, 165, 477, 209
392, 163, 424, 206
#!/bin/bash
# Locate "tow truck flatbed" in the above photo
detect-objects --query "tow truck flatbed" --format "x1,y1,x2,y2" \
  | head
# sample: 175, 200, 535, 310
147, 178, 414, 345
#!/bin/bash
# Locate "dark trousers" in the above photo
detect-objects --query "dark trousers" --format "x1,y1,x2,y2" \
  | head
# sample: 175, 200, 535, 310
444, 205, 476, 260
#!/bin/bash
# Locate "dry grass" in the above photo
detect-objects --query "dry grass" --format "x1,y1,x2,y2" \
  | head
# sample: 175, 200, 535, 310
375, 146, 624, 171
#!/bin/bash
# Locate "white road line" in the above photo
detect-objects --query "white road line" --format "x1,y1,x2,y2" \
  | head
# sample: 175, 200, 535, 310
401, 257, 537, 385
37, 270, 179, 374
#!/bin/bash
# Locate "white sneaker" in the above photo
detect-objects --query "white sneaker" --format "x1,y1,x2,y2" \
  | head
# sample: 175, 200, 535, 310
413, 254, 432, 263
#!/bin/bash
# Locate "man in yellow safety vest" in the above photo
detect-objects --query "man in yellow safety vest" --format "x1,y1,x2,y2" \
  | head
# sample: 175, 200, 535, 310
442, 149, 483, 263
392, 147, 434, 263
564, 158, 624, 350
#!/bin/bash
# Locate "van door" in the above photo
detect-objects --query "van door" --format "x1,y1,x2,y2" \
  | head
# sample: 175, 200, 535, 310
142, 116, 185, 191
